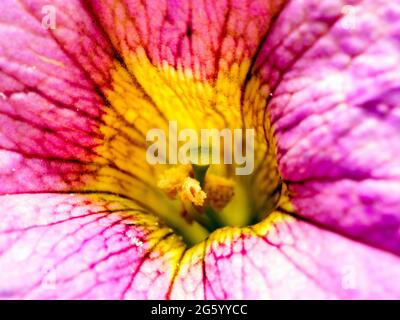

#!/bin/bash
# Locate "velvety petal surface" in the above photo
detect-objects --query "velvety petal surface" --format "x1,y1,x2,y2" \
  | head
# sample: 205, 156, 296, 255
0, 0, 111, 193
0, 194, 184, 299
250, 0, 400, 254
170, 212, 400, 299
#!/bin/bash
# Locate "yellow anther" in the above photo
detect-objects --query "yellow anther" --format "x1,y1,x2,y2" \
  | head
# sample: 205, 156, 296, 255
204, 174, 235, 211
158, 165, 206, 206
180, 177, 207, 207
157, 165, 192, 199
157, 165, 235, 211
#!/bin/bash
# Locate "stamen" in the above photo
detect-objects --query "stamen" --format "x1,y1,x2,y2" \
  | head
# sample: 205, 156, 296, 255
204, 174, 235, 211
157, 164, 236, 232
180, 177, 207, 206
157, 165, 207, 207
157, 164, 192, 199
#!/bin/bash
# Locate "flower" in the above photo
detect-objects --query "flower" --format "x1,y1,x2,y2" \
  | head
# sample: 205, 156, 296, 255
0, 0, 399, 299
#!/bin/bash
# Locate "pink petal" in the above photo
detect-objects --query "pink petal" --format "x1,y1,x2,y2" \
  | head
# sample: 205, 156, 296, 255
253, 0, 400, 254
0, 194, 184, 299
88, 0, 283, 80
171, 213, 400, 299
0, 0, 115, 193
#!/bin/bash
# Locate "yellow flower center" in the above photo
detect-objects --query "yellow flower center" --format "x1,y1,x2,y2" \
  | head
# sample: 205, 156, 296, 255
95, 53, 284, 247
